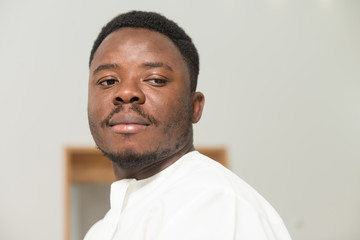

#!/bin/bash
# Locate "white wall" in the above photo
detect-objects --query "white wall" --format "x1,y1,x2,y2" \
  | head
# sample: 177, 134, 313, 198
0, 0, 359, 239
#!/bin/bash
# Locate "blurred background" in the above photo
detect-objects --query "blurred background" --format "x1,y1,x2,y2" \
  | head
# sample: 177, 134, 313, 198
0, 0, 359, 239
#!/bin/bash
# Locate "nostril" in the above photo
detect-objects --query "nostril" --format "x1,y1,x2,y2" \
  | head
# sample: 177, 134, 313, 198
115, 97, 123, 102
130, 96, 139, 102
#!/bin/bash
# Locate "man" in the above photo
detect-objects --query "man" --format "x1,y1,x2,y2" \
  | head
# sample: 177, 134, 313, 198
85, 10, 291, 240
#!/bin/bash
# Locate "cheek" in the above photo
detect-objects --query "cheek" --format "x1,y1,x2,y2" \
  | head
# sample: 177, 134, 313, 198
158, 93, 192, 126
146, 91, 180, 119
88, 91, 111, 121
87, 100, 100, 123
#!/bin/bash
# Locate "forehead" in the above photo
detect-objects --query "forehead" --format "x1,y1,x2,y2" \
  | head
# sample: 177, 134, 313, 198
90, 28, 188, 74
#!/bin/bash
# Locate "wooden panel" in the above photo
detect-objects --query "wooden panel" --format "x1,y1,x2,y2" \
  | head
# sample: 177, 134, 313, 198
70, 150, 115, 184
197, 147, 227, 167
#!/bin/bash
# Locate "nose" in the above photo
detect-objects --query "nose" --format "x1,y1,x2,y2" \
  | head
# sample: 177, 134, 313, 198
112, 80, 145, 105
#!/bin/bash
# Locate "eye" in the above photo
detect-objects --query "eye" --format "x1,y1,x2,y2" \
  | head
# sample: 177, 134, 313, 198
98, 79, 118, 87
145, 78, 167, 86
152, 79, 166, 84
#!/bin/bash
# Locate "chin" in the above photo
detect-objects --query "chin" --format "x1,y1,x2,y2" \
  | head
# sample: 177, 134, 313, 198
97, 145, 173, 170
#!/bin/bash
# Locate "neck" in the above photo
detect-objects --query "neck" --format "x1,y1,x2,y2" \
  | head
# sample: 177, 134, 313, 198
112, 142, 195, 180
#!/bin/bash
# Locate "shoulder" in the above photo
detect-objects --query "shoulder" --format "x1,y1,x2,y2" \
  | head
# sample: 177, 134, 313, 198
159, 151, 271, 216
157, 151, 291, 239
167, 151, 259, 198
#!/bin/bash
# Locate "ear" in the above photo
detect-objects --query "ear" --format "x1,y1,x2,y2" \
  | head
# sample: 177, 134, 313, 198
191, 92, 205, 123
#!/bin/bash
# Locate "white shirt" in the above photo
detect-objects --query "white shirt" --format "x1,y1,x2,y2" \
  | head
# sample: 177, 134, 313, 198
84, 151, 291, 240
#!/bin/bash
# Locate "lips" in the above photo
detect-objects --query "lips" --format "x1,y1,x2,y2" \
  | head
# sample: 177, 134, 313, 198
108, 113, 150, 134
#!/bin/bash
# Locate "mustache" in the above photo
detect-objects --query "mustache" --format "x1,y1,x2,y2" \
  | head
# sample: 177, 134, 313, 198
101, 105, 159, 128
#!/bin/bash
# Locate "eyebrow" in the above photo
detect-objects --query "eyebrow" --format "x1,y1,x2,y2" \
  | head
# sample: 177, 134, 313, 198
92, 63, 119, 75
142, 62, 174, 72
92, 61, 174, 76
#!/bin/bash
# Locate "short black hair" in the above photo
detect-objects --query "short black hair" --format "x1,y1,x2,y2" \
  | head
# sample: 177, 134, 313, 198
89, 10, 199, 92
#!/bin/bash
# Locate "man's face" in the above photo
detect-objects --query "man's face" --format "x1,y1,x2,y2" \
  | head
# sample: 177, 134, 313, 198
88, 28, 203, 170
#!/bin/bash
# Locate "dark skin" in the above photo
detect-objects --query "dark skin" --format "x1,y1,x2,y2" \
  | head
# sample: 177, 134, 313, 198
88, 28, 204, 180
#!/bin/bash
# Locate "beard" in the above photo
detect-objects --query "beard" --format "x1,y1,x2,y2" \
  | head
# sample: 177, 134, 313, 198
90, 100, 193, 170
97, 120, 192, 170
98, 146, 173, 170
